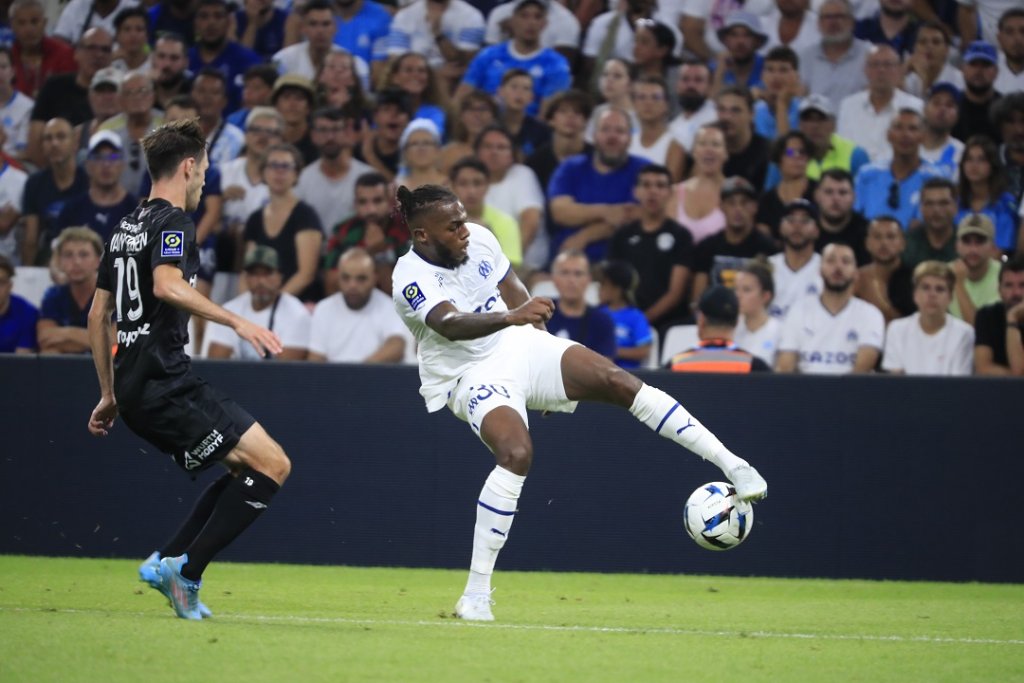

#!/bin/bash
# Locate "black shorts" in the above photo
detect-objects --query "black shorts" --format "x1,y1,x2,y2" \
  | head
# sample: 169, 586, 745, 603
121, 376, 256, 474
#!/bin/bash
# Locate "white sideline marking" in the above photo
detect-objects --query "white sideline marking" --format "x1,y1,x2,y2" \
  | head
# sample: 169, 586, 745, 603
2, 606, 1023, 646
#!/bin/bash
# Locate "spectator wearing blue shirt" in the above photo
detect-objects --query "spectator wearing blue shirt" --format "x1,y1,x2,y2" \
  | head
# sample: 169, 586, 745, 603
456, 0, 570, 118
0, 254, 38, 353
56, 131, 139, 245
854, 108, 941, 230
957, 135, 1021, 252
235, 0, 288, 58
752, 46, 802, 141
37, 227, 102, 354
853, 0, 918, 56
332, 0, 392, 69
597, 259, 653, 369
548, 107, 647, 264
712, 12, 767, 93
189, 0, 265, 114
547, 249, 616, 357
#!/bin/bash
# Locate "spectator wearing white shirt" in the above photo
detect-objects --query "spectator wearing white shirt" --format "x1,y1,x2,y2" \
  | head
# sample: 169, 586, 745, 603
206, 246, 311, 361
957, 0, 1020, 45
667, 60, 718, 180
581, 0, 680, 89
994, 8, 1024, 94
734, 261, 783, 366
837, 44, 923, 161
629, 75, 674, 167
221, 107, 281, 237
767, 199, 823, 317
761, 0, 821, 55
308, 248, 408, 363
902, 20, 964, 98
882, 260, 974, 375
191, 68, 245, 168
919, 82, 964, 181
798, 0, 872, 110
386, 0, 486, 86
776, 241, 885, 373
0, 48, 33, 163
52, 0, 139, 45
272, 0, 369, 86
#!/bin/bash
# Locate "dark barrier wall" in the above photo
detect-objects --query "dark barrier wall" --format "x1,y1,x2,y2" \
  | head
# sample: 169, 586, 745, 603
2, 356, 1022, 583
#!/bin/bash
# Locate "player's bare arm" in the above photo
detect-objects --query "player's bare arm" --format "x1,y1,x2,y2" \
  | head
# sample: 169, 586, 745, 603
152, 264, 284, 357
87, 287, 117, 436
425, 296, 555, 342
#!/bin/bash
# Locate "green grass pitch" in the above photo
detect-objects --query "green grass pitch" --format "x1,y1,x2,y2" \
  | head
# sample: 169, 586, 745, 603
1, 555, 1022, 683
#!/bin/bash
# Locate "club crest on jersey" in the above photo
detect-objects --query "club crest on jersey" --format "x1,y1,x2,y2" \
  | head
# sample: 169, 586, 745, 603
403, 282, 426, 310
160, 231, 184, 258
478, 260, 493, 279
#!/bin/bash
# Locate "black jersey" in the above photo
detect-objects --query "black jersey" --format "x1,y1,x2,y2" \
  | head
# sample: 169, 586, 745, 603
97, 198, 200, 405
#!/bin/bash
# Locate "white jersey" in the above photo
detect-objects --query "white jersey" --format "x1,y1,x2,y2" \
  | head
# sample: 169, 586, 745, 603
219, 157, 270, 230
295, 157, 375, 236
272, 44, 371, 92
205, 291, 311, 361
485, 0, 581, 49
0, 163, 27, 262
779, 295, 885, 374
310, 289, 408, 362
882, 313, 974, 376
387, 0, 486, 67
734, 315, 782, 367
767, 252, 823, 319
485, 164, 544, 220
0, 91, 33, 158
629, 129, 674, 167
392, 223, 512, 411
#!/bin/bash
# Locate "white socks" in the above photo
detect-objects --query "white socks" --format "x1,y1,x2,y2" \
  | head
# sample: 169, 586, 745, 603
629, 383, 747, 475
465, 466, 525, 596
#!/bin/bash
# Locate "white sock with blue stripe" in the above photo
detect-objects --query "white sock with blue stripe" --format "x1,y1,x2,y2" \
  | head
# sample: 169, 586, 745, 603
629, 383, 747, 475
464, 466, 524, 596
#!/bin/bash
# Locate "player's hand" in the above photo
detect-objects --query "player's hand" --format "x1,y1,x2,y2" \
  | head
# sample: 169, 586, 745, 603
507, 297, 554, 326
235, 320, 284, 357
88, 395, 118, 437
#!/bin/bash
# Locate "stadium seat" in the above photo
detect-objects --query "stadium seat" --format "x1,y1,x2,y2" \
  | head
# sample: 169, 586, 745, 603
660, 325, 699, 366
12, 266, 51, 308
645, 327, 660, 369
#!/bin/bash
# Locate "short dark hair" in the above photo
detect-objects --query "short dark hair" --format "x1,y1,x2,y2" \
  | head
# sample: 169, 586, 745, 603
868, 215, 904, 234
142, 118, 207, 181
154, 31, 187, 50
244, 64, 280, 89
998, 7, 1024, 31
375, 87, 414, 117
500, 68, 532, 87
397, 184, 458, 230
259, 143, 304, 174
473, 124, 515, 153
716, 85, 754, 111
741, 261, 774, 298
542, 89, 593, 121
312, 105, 356, 125
194, 66, 228, 92
764, 45, 799, 69
113, 5, 148, 32
991, 91, 1024, 129
633, 74, 670, 102
165, 94, 198, 112
355, 171, 389, 190
819, 168, 854, 186
999, 255, 1024, 283
635, 163, 671, 185
915, 19, 952, 45
302, 0, 333, 14
450, 155, 490, 182
921, 176, 958, 200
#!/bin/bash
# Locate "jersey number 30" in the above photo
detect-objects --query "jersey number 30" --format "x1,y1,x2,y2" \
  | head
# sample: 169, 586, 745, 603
113, 256, 143, 323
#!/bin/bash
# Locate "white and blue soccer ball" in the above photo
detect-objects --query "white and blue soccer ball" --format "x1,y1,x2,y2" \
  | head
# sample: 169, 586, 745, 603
684, 482, 753, 551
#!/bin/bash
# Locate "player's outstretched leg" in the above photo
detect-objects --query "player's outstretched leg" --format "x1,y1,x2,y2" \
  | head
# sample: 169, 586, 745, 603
561, 346, 767, 501
456, 406, 532, 622
176, 423, 291, 586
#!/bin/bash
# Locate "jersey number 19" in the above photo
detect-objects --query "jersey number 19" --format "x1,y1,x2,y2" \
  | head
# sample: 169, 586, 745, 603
113, 256, 144, 323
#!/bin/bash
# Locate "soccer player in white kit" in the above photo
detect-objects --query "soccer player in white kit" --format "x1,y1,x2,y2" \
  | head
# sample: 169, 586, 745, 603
392, 185, 767, 621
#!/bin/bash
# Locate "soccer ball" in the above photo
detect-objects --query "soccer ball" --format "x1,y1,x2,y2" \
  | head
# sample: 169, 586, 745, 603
684, 482, 754, 551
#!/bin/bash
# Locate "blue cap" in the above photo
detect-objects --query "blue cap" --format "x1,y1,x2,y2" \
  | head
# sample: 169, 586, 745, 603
963, 40, 997, 65
927, 81, 961, 102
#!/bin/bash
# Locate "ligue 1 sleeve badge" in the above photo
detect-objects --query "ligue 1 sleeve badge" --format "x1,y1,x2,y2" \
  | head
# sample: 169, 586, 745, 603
161, 231, 184, 258
403, 282, 426, 311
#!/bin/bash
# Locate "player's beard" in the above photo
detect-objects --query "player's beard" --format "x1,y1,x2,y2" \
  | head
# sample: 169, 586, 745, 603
435, 240, 469, 268
678, 93, 706, 113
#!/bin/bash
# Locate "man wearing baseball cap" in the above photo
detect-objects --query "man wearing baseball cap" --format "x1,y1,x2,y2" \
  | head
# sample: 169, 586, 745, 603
950, 213, 1002, 325
768, 199, 823, 318
54, 130, 137, 243
206, 245, 312, 361
920, 82, 964, 180
668, 285, 770, 373
795, 94, 870, 183
952, 41, 1001, 142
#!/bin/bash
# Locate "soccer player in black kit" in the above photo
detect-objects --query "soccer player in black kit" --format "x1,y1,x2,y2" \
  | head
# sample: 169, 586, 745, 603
86, 119, 292, 620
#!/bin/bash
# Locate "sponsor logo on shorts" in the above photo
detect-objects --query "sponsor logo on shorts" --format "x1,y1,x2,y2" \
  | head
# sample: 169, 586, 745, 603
403, 282, 426, 311
161, 231, 184, 258
183, 429, 224, 471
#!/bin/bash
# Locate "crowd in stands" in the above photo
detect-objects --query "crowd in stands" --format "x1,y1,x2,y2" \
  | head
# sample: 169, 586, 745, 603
0, 0, 1022, 376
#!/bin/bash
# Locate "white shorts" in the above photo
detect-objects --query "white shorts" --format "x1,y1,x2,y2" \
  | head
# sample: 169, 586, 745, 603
447, 325, 580, 438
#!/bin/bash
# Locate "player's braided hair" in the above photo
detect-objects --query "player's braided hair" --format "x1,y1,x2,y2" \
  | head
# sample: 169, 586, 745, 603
395, 184, 458, 230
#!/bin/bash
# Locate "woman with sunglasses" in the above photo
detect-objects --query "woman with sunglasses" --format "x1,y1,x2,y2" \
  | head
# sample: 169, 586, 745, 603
243, 144, 323, 302
756, 131, 817, 241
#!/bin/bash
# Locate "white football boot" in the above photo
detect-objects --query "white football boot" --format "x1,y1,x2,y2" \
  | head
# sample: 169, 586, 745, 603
728, 465, 768, 501
455, 591, 495, 621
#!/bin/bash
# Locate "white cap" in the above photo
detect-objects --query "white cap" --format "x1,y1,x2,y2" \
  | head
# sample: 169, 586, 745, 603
87, 130, 123, 154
